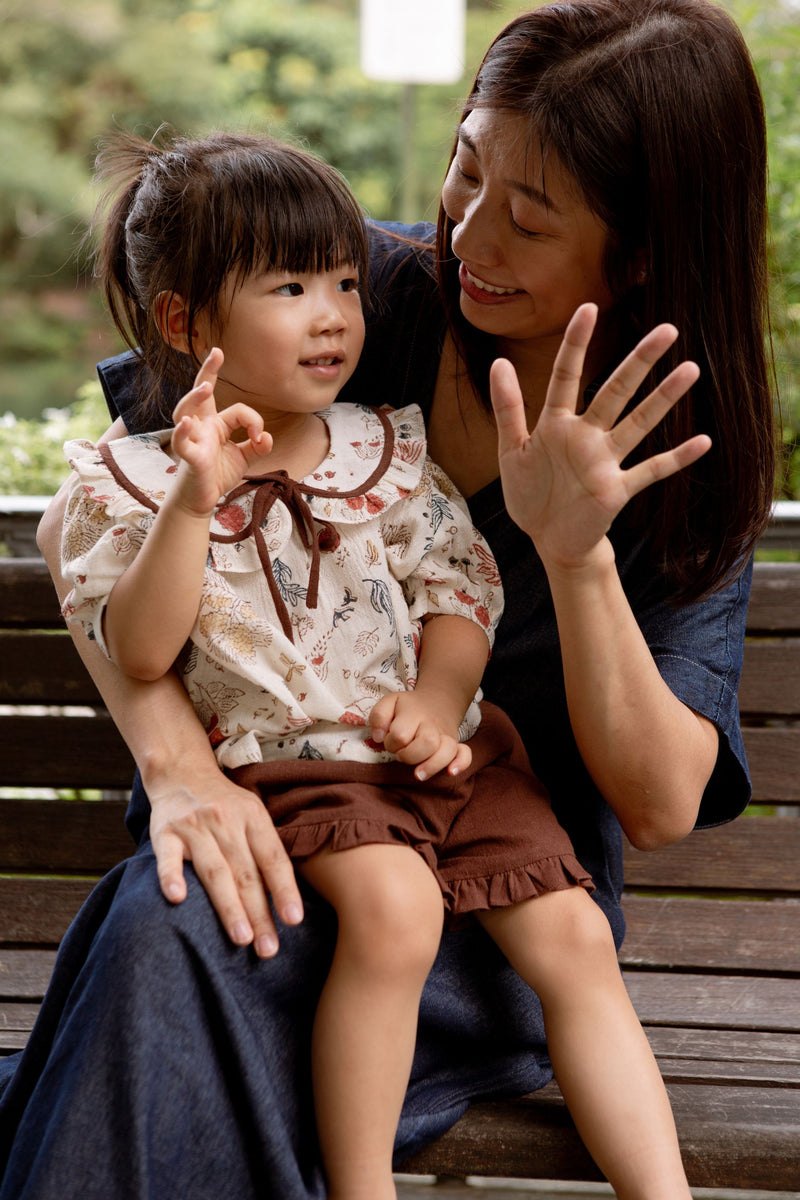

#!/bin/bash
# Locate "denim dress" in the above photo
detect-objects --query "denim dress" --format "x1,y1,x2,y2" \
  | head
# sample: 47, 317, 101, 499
0, 223, 751, 1200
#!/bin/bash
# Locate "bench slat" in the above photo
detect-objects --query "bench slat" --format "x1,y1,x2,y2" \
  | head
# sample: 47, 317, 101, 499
402, 1080, 800, 1190
741, 726, 800, 803
625, 971, 800, 1031
0, 950, 58, 998
0, 799, 131, 873
623, 815, 800, 893
0, 715, 135, 789
0, 879, 97, 946
620, 894, 800, 974
0, 631, 103, 706
0, 559, 61, 627
745, 562, 800, 633
739, 639, 800, 713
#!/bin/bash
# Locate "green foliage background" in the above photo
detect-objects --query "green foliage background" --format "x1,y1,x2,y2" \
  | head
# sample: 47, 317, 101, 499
0, 0, 798, 497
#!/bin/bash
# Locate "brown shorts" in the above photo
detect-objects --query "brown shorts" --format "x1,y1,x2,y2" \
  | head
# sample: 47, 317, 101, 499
231, 702, 593, 916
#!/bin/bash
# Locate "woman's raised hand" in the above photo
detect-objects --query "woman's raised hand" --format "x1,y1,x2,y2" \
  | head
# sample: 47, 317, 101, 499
490, 303, 710, 571
171, 347, 272, 516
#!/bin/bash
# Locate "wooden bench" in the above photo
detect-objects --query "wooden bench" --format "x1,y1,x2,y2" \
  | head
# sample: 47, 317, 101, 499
1, 552, 799, 1192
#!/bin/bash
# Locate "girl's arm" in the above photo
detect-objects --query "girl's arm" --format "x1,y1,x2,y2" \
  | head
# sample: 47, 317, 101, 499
105, 349, 271, 679
39, 477, 302, 957
491, 305, 718, 850
369, 613, 490, 779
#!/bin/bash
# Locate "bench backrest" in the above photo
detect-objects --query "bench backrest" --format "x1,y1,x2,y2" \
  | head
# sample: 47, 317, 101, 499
1, 557, 799, 951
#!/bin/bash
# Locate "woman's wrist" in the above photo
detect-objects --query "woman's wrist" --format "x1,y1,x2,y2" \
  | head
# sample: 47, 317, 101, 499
537, 534, 617, 589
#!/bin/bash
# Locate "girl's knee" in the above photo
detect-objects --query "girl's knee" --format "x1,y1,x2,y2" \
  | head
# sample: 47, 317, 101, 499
322, 848, 445, 978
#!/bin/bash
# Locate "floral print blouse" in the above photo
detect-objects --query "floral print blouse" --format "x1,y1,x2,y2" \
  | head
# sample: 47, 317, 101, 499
61, 403, 503, 769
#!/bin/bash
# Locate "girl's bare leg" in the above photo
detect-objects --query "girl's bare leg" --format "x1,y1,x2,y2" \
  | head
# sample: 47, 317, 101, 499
300, 843, 445, 1200
478, 888, 691, 1200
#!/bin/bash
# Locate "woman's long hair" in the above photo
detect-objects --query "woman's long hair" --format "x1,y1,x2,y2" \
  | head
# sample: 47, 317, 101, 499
437, 0, 776, 602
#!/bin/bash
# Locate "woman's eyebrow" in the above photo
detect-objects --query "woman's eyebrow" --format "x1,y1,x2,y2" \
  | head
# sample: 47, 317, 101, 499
457, 127, 562, 215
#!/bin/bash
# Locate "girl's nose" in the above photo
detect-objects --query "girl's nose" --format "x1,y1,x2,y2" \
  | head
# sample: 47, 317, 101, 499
312, 297, 347, 336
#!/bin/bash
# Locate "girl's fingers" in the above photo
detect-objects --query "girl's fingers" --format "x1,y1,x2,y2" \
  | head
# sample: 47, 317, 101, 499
172, 348, 223, 424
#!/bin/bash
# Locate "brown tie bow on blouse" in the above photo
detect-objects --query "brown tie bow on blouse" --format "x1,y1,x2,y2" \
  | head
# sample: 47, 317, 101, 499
211, 471, 338, 644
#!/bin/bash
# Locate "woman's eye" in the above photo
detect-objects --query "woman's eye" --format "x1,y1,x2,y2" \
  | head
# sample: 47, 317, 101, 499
456, 161, 478, 184
275, 282, 304, 296
510, 213, 541, 239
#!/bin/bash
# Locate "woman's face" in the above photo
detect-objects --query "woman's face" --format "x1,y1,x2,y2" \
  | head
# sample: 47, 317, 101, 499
441, 108, 616, 350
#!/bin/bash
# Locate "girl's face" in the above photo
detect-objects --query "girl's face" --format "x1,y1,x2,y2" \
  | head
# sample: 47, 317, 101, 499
441, 108, 615, 352
193, 264, 365, 421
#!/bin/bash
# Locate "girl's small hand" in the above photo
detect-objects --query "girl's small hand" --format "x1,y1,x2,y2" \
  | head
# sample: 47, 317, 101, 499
171, 348, 272, 516
490, 303, 711, 572
369, 691, 472, 781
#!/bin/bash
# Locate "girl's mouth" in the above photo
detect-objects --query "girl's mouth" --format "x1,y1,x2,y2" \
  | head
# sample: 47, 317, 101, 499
458, 262, 523, 304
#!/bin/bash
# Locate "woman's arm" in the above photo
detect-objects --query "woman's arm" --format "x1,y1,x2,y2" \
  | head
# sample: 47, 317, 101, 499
39, 478, 302, 956
491, 305, 719, 849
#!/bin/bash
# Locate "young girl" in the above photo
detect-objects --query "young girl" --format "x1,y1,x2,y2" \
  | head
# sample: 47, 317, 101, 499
59, 130, 703, 1199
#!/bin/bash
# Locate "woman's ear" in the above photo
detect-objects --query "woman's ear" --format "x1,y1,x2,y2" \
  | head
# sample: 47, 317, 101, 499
631, 249, 649, 288
155, 292, 208, 356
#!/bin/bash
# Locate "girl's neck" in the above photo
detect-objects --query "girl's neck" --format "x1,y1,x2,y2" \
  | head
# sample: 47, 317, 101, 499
243, 411, 330, 481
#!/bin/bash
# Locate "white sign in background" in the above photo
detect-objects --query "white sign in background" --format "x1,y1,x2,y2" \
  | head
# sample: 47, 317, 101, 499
360, 0, 466, 84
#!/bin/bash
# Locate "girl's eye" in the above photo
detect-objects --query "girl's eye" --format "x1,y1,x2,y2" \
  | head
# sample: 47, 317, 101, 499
338, 277, 359, 293
275, 282, 304, 296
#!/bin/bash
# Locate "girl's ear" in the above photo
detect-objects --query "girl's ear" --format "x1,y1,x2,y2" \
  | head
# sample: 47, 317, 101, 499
155, 292, 208, 356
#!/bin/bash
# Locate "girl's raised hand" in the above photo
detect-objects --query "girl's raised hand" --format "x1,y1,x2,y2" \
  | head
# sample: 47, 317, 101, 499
171, 348, 272, 516
490, 303, 711, 572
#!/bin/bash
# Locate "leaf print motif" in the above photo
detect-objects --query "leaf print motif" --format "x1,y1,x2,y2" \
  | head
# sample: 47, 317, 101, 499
365, 539, 381, 566
380, 523, 412, 559
471, 539, 502, 586
191, 679, 246, 734
364, 578, 396, 634
198, 587, 273, 665
353, 627, 381, 657
272, 558, 308, 607
429, 493, 454, 536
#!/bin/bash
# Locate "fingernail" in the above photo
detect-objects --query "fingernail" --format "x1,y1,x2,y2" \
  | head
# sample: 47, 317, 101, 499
166, 883, 183, 903
256, 934, 279, 958
415, 768, 427, 781
284, 903, 304, 926
232, 921, 252, 945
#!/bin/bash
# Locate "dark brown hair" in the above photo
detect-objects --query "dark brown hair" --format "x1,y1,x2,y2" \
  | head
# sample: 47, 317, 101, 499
93, 129, 369, 425
437, 0, 776, 601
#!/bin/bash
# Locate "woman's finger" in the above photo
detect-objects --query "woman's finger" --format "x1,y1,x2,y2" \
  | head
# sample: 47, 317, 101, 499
490, 358, 530, 453
585, 324, 682, 431
609, 360, 701, 460
623, 433, 712, 498
542, 303, 598, 414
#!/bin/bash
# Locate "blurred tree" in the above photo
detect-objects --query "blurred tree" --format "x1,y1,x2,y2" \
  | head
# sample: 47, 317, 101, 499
0, 0, 797, 501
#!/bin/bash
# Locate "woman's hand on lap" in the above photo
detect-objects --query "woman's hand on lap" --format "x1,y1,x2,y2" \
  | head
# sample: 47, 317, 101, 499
490, 304, 710, 572
146, 761, 304, 958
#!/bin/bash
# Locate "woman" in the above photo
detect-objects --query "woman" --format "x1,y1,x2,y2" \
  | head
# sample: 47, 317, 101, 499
0, 2, 774, 1196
